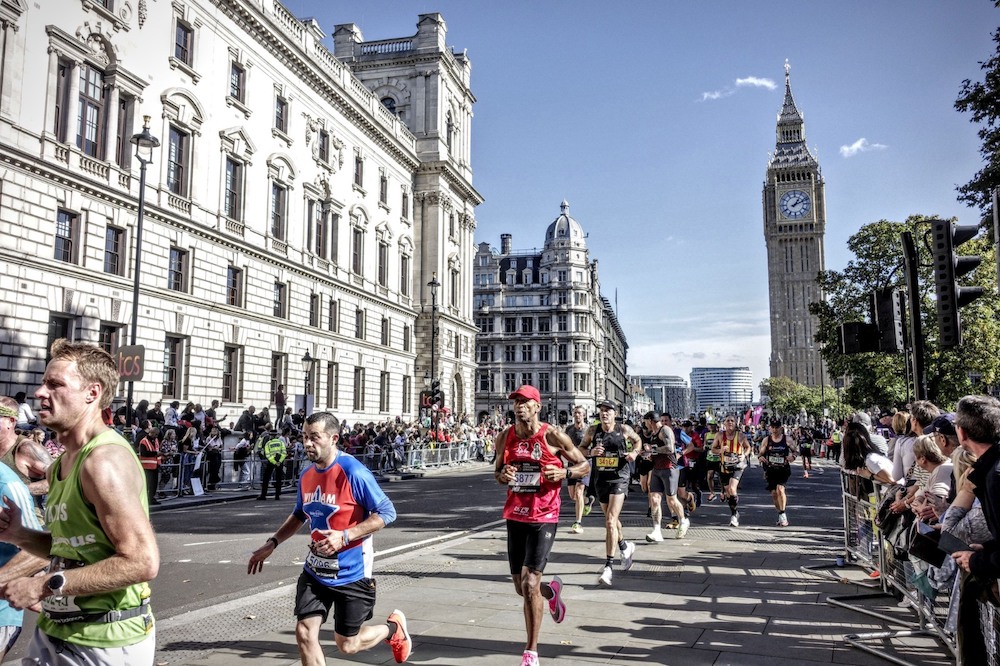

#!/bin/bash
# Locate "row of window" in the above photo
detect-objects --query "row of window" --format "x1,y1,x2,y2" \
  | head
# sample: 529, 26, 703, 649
473, 291, 591, 310
475, 313, 590, 334
51, 312, 411, 411
476, 371, 590, 394
477, 342, 592, 364
52, 38, 411, 236
56, 209, 413, 317
56, 211, 415, 349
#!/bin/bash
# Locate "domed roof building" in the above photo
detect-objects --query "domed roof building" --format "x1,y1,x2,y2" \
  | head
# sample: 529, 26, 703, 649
472, 201, 628, 425
544, 200, 587, 250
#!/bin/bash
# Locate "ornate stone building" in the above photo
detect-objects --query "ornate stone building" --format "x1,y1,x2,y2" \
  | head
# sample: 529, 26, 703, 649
472, 201, 628, 424
0, 1, 480, 421
763, 62, 827, 387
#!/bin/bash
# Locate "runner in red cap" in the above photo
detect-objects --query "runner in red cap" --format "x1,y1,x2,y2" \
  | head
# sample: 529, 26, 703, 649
495, 385, 590, 666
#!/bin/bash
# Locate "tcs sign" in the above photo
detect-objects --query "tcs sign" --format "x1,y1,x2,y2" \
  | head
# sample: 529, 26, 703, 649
117, 345, 145, 382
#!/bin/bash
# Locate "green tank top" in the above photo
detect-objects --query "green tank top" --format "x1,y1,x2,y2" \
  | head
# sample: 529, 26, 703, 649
39, 429, 153, 647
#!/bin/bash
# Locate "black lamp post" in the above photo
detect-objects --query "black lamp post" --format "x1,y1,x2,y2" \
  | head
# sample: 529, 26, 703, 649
428, 272, 440, 439
301, 350, 313, 412
124, 116, 159, 432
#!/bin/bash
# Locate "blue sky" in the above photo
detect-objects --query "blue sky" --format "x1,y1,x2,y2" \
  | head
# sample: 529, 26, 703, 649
285, 1, 997, 396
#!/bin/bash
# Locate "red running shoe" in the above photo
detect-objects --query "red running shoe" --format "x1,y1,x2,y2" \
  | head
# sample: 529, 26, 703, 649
386, 609, 412, 662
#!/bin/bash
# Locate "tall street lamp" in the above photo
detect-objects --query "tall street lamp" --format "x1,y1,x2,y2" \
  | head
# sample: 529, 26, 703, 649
428, 272, 440, 440
125, 116, 159, 431
301, 350, 313, 413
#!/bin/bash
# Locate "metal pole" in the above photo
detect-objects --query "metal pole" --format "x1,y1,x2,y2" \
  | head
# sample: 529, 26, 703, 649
431, 283, 437, 441
900, 231, 926, 400
125, 158, 148, 430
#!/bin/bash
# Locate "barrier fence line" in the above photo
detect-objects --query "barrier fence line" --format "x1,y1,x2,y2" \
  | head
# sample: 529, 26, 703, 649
148, 435, 483, 501
799, 468, 976, 665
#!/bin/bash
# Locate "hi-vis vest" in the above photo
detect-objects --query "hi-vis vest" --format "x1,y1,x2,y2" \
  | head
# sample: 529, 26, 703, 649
262, 437, 287, 465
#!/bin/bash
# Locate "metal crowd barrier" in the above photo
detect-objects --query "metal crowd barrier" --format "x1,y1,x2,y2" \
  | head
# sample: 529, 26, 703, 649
150, 435, 483, 501
152, 434, 304, 499
799, 469, 981, 665
399, 440, 479, 471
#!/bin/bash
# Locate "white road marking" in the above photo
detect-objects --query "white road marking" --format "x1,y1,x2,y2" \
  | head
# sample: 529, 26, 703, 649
184, 537, 257, 547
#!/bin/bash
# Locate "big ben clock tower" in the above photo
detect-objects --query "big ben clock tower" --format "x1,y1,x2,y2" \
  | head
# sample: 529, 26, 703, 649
763, 62, 827, 387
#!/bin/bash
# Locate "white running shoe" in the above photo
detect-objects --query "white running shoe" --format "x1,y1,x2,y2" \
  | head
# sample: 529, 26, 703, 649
677, 518, 690, 539
729, 512, 740, 527
521, 650, 540, 666
570, 522, 583, 534
777, 513, 789, 527
645, 528, 664, 543
598, 565, 613, 587
620, 541, 635, 571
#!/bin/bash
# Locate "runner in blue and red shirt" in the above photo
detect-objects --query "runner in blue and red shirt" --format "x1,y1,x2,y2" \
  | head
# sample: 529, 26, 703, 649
248, 411, 412, 664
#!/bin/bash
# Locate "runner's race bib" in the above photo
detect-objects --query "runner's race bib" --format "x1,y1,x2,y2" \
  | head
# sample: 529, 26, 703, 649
596, 456, 621, 472
724, 453, 741, 466
306, 552, 340, 578
509, 460, 541, 493
768, 454, 787, 466
706, 452, 721, 462
42, 593, 84, 618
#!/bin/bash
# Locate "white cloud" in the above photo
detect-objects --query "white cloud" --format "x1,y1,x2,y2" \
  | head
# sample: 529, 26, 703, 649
735, 76, 777, 90
839, 137, 888, 158
699, 75, 776, 102
700, 89, 734, 102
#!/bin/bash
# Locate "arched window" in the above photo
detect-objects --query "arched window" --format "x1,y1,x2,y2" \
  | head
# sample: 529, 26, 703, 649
381, 97, 396, 114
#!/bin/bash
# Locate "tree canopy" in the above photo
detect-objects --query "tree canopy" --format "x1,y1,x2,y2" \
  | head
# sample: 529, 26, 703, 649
809, 217, 1000, 411
956, 23, 1000, 216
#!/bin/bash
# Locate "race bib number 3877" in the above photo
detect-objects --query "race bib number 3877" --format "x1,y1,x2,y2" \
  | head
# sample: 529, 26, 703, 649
509, 461, 541, 493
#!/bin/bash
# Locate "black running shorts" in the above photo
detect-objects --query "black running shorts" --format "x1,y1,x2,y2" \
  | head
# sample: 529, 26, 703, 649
294, 572, 376, 637
506, 520, 558, 575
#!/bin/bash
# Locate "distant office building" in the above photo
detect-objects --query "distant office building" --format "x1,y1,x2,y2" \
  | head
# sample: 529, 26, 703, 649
472, 201, 628, 424
635, 375, 695, 418
625, 378, 654, 420
690, 367, 753, 416
763, 62, 827, 387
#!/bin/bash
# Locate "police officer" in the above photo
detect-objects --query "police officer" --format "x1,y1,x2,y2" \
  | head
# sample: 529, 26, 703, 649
256, 430, 288, 501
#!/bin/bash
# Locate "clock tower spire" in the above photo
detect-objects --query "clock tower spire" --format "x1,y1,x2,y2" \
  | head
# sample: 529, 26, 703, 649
763, 61, 827, 388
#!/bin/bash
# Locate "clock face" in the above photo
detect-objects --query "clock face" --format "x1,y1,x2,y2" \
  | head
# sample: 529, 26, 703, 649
779, 190, 811, 219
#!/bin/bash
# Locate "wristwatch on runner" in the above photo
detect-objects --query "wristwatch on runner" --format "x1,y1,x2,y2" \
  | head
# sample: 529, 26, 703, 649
46, 572, 66, 598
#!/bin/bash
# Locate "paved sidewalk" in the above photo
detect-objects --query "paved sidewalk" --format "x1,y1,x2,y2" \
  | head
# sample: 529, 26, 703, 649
153, 459, 953, 665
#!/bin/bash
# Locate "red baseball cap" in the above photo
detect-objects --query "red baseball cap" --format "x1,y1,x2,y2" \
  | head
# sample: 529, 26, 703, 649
509, 385, 540, 403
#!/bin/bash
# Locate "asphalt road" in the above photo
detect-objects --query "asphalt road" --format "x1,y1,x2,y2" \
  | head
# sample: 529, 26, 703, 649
5, 464, 504, 662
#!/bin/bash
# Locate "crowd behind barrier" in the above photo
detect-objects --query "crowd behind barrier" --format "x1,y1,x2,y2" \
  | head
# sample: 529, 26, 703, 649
149, 432, 487, 500
804, 468, 1000, 665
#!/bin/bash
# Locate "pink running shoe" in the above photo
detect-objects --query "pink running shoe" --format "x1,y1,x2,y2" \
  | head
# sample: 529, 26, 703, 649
547, 576, 566, 623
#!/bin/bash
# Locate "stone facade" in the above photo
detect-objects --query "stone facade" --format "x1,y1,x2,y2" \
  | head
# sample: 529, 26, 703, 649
0, 1, 480, 422
472, 202, 628, 424
763, 62, 827, 387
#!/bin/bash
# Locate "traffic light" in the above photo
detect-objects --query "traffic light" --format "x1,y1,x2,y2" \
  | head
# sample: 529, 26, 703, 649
430, 379, 443, 406
871, 288, 905, 354
930, 219, 984, 348
839, 322, 879, 355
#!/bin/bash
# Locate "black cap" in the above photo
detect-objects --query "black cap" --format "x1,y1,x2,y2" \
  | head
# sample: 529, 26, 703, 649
596, 400, 616, 411
924, 413, 957, 438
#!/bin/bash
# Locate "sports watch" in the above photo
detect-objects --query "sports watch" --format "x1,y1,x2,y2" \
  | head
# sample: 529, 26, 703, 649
46, 572, 66, 597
